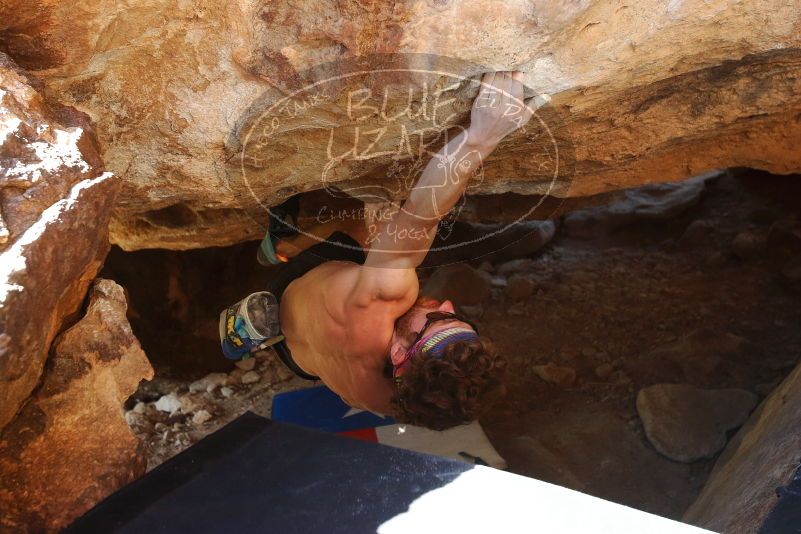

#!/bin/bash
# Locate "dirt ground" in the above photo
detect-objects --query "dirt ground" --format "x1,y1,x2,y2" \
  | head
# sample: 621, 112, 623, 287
113, 169, 801, 521
480, 171, 801, 519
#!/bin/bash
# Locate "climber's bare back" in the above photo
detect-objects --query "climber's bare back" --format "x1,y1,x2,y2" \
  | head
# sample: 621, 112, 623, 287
280, 260, 417, 413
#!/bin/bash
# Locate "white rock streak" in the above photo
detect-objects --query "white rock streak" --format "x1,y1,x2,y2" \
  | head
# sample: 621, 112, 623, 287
4, 127, 91, 184
0, 172, 113, 306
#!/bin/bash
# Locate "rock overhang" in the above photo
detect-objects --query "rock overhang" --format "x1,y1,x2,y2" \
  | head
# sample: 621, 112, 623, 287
0, 0, 798, 251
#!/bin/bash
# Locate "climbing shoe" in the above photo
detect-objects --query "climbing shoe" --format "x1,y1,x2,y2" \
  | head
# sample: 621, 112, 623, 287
257, 196, 300, 265
219, 291, 283, 360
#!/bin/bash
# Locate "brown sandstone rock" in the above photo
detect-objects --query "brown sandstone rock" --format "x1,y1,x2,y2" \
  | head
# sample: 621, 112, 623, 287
684, 362, 801, 533
1, 1, 799, 250
0, 53, 119, 430
0, 279, 154, 533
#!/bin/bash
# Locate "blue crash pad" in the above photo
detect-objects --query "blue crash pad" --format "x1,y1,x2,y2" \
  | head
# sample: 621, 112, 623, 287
271, 385, 394, 432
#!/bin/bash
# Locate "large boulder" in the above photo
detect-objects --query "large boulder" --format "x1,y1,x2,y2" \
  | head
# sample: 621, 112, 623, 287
0, 53, 119, 431
683, 361, 801, 533
636, 384, 757, 463
1, 1, 799, 250
0, 279, 154, 532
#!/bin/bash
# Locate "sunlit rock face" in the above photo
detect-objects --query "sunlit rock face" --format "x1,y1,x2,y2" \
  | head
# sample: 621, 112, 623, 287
0, 53, 119, 430
1, 1, 799, 250
0, 279, 153, 533
684, 361, 801, 533
0, 55, 151, 531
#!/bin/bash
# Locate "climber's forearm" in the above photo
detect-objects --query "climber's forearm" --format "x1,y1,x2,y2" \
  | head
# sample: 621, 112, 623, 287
359, 71, 532, 279
358, 131, 494, 275
402, 130, 496, 228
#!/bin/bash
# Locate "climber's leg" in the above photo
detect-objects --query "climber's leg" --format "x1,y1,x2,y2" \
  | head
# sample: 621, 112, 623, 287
276, 217, 368, 260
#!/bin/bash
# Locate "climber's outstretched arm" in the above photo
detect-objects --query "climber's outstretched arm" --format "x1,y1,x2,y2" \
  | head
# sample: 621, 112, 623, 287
367, 72, 531, 270
407, 72, 530, 229
351, 71, 534, 303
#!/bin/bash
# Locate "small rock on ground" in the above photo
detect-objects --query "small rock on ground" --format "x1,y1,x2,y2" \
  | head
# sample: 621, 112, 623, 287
533, 363, 577, 388
636, 383, 758, 463
235, 358, 256, 371
595, 363, 614, 380
124, 411, 142, 426
189, 372, 228, 393
192, 410, 213, 425
241, 371, 260, 384
490, 275, 508, 288
505, 274, 535, 301
681, 220, 714, 247
732, 230, 765, 260
154, 393, 182, 414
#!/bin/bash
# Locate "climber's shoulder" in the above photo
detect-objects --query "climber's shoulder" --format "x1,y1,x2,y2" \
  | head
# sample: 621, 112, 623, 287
345, 262, 419, 310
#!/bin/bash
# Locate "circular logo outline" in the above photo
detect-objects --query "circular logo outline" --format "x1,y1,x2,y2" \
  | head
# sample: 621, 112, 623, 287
235, 54, 574, 257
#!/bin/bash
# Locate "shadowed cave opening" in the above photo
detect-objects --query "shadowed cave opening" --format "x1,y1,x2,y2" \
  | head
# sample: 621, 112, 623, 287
102, 168, 801, 521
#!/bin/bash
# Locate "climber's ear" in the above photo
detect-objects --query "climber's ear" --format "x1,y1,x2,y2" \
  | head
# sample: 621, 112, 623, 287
437, 300, 455, 313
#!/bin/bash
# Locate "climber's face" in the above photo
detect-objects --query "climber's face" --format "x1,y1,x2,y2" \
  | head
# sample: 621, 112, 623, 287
388, 297, 476, 371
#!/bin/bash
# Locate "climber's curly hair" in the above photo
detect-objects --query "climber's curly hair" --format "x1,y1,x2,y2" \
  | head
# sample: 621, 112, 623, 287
390, 337, 506, 431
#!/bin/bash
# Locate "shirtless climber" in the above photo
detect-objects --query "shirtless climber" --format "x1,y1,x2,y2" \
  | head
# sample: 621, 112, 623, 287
247, 72, 534, 430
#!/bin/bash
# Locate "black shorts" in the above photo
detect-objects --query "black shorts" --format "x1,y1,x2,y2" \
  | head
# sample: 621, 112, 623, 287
266, 231, 366, 380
